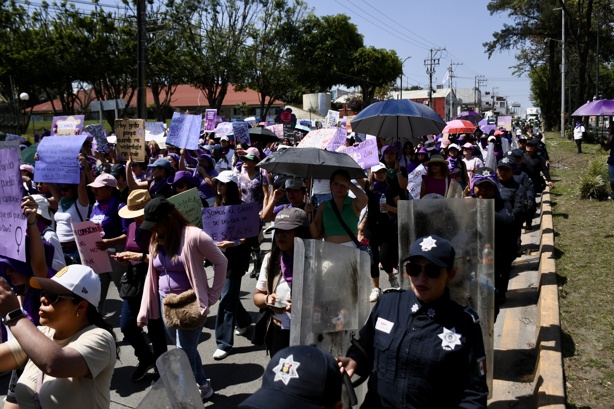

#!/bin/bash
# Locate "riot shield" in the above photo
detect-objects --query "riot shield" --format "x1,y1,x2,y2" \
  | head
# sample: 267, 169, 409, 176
135, 349, 202, 409
398, 198, 495, 397
290, 238, 371, 407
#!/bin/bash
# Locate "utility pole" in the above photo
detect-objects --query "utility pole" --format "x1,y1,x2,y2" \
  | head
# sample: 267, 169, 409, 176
448, 61, 462, 120
399, 56, 411, 100
560, 0, 565, 138
424, 48, 445, 109
475, 75, 486, 113
137, 0, 147, 120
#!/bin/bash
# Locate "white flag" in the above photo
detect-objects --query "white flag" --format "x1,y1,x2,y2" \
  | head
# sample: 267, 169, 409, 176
441, 69, 450, 85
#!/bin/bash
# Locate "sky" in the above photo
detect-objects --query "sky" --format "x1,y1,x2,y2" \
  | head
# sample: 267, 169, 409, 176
305, 0, 533, 111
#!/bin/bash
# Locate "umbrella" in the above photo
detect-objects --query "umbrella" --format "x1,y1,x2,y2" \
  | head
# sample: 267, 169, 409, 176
442, 119, 477, 135
248, 127, 280, 143
455, 111, 482, 126
257, 147, 365, 180
295, 124, 311, 132
350, 99, 446, 143
571, 99, 614, 117
20, 142, 39, 165
480, 124, 497, 135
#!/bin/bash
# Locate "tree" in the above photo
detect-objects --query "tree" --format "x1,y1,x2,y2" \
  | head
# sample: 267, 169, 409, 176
351, 47, 402, 106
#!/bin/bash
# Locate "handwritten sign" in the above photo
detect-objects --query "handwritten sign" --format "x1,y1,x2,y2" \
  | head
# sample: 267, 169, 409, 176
324, 110, 340, 128
201, 203, 259, 241
232, 122, 250, 145
115, 119, 146, 161
167, 112, 201, 150
168, 188, 203, 228
84, 124, 109, 154
266, 124, 283, 138
145, 122, 165, 141
283, 123, 295, 140
336, 136, 379, 169
0, 143, 27, 262
298, 128, 347, 151
5, 134, 26, 143
51, 115, 85, 136
34, 136, 87, 184
408, 164, 427, 200
214, 122, 234, 139
72, 221, 112, 274
497, 116, 512, 131
204, 109, 217, 131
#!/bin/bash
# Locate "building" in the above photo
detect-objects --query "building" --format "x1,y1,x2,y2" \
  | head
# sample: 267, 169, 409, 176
388, 87, 460, 120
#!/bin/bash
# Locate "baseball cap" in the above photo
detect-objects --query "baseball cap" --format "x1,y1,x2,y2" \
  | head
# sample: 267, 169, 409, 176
265, 208, 309, 233
167, 170, 198, 188
516, 129, 522, 135
472, 167, 498, 187
109, 163, 125, 178
448, 143, 460, 151
20, 164, 34, 174
147, 158, 172, 171
527, 138, 540, 146
30, 265, 101, 307
87, 173, 118, 188
517, 135, 528, 141
462, 142, 474, 149
371, 162, 387, 173
118, 189, 151, 219
238, 345, 342, 409
284, 177, 306, 190
140, 197, 175, 231
32, 194, 53, 222
213, 170, 239, 185
401, 235, 455, 269
220, 135, 230, 142
487, 135, 496, 142
497, 156, 516, 169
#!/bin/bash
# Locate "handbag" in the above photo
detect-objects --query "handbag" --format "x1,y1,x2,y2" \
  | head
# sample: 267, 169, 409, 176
329, 199, 372, 258
119, 263, 147, 300
162, 289, 206, 330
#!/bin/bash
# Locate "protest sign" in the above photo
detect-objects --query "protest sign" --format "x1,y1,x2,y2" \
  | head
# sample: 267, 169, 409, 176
115, 119, 146, 161
168, 188, 203, 228
266, 124, 283, 138
214, 122, 234, 139
232, 122, 250, 145
297, 128, 347, 151
336, 135, 379, 169
324, 110, 340, 128
283, 123, 295, 141
497, 116, 512, 131
408, 164, 427, 200
51, 115, 85, 136
0, 143, 27, 262
167, 112, 201, 150
204, 109, 217, 131
145, 122, 165, 141
34, 135, 87, 184
202, 203, 259, 241
84, 124, 109, 154
72, 221, 112, 274
5, 134, 26, 143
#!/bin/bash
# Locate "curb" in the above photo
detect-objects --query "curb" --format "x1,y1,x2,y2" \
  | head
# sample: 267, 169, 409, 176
534, 188, 566, 407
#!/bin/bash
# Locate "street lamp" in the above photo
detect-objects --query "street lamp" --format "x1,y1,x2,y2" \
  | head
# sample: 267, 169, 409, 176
18, 92, 29, 135
554, 4, 565, 137
399, 56, 411, 100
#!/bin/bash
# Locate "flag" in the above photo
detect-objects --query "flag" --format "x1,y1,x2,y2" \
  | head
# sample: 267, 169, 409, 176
441, 69, 450, 85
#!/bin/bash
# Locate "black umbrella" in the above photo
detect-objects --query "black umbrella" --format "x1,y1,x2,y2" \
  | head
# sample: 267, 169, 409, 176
248, 127, 281, 143
257, 147, 365, 180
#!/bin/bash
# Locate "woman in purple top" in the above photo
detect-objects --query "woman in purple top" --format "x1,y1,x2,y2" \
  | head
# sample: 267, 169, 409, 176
420, 154, 452, 198
195, 154, 218, 206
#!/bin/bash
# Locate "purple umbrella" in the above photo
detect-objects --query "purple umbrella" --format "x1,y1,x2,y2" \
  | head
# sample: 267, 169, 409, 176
572, 99, 614, 117
480, 124, 497, 134
456, 111, 483, 126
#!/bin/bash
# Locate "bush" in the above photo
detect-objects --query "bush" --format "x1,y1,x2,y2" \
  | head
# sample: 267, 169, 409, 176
577, 158, 610, 200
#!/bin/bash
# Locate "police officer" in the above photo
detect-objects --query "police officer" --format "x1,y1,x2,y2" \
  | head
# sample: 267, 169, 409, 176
522, 139, 552, 229
338, 235, 488, 408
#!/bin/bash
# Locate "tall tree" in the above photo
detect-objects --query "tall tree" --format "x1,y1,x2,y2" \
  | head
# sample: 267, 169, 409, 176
351, 47, 402, 106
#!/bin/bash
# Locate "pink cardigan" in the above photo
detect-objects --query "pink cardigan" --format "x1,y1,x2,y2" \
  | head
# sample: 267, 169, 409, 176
137, 225, 228, 325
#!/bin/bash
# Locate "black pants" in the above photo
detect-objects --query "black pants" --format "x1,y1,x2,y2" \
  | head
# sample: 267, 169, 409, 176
575, 138, 582, 153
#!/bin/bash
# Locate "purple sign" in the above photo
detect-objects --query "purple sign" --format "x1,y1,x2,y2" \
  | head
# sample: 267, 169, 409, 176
205, 109, 217, 131
232, 122, 251, 145
34, 135, 88, 184
167, 112, 201, 149
201, 203, 260, 241
0, 144, 27, 262
51, 115, 85, 136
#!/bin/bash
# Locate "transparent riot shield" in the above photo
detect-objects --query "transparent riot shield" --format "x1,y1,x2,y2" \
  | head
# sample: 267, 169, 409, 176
398, 198, 495, 397
135, 349, 202, 409
291, 238, 371, 407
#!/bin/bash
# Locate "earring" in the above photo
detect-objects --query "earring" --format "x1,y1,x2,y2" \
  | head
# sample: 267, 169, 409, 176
77, 313, 80, 317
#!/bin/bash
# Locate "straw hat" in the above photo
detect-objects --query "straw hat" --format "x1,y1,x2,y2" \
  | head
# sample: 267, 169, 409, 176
118, 189, 151, 219
424, 154, 448, 166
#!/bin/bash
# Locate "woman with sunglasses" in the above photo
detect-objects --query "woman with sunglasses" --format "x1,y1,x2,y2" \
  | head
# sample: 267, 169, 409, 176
338, 235, 488, 408
0, 264, 119, 409
419, 154, 452, 198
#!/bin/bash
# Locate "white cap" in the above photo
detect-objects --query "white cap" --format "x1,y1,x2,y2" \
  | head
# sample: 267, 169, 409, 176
213, 170, 239, 185
220, 135, 230, 142
448, 143, 460, 151
30, 265, 101, 307
32, 194, 53, 222
371, 162, 387, 173
516, 129, 522, 135
488, 136, 496, 142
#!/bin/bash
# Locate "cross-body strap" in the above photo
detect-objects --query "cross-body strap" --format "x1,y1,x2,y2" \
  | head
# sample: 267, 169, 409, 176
329, 199, 360, 246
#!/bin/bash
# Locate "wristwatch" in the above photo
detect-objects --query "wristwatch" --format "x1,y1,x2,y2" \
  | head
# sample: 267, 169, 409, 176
3, 308, 25, 325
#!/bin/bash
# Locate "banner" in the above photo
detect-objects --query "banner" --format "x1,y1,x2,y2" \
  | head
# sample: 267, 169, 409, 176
232, 122, 250, 145
204, 109, 217, 131
297, 128, 347, 151
168, 188, 203, 228
0, 143, 27, 262
72, 221, 112, 274
34, 135, 87, 184
201, 203, 260, 241
115, 119, 146, 161
51, 115, 85, 136
167, 112, 201, 150
84, 124, 109, 154
336, 135, 379, 169
145, 122, 165, 141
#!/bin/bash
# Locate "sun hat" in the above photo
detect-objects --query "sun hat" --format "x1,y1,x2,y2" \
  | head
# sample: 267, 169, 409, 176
264, 208, 309, 234
284, 177, 306, 190
139, 197, 175, 231
380, 145, 397, 160
238, 345, 342, 409
30, 264, 101, 307
417, 147, 429, 154
424, 154, 448, 166
87, 173, 118, 188
118, 189, 151, 219
401, 235, 455, 269
31, 194, 53, 222
167, 170, 199, 188
213, 170, 239, 185
370, 162, 387, 173
147, 158, 172, 171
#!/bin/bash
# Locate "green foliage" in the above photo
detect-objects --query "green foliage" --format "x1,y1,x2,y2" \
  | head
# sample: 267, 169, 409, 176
350, 47, 402, 106
577, 158, 610, 200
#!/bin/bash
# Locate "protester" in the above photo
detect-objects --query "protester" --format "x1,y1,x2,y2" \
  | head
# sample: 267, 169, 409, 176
337, 235, 488, 408
127, 157, 173, 198
522, 139, 553, 229
573, 121, 585, 154
380, 145, 408, 199
462, 142, 484, 180
446, 143, 470, 189
194, 153, 218, 206
30, 194, 66, 272
261, 177, 307, 222
420, 154, 453, 198
137, 197, 227, 401
0, 265, 118, 409
599, 132, 614, 200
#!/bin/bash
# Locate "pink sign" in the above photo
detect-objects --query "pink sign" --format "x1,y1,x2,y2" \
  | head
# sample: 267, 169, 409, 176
336, 136, 379, 169
297, 128, 347, 151
0, 143, 27, 262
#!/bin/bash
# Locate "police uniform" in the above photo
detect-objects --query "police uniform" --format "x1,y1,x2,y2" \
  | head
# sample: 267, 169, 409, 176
348, 288, 488, 408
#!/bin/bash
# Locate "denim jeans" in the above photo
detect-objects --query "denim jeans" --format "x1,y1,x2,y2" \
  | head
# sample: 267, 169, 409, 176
609, 164, 614, 199
215, 275, 253, 352
160, 295, 208, 385
120, 297, 167, 364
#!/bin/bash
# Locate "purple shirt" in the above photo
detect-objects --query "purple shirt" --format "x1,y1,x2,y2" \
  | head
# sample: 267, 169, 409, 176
153, 248, 190, 296
89, 196, 130, 239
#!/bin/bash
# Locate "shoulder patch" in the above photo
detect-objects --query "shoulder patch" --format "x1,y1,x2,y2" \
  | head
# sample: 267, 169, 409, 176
464, 306, 480, 324
383, 287, 404, 294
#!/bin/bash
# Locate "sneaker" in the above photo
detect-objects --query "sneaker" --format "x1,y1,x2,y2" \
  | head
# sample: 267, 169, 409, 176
389, 275, 400, 289
369, 287, 382, 302
198, 380, 214, 401
131, 361, 155, 382
212, 348, 229, 360
235, 325, 249, 336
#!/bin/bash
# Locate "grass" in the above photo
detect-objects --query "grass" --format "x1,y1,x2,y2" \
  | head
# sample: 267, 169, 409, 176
546, 132, 614, 408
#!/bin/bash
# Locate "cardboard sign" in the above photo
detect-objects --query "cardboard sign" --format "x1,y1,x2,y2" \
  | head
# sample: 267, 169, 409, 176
168, 188, 203, 228
407, 164, 427, 200
167, 112, 201, 150
324, 110, 340, 128
145, 122, 165, 141
51, 115, 85, 136
115, 119, 146, 161
34, 135, 88, 184
0, 143, 27, 262
232, 122, 250, 145
72, 221, 112, 274
297, 128, 347, 151
201, 203, 260, 241
204, 109, 217, 131
84, 124, 109, 154
336, 136, 379, 169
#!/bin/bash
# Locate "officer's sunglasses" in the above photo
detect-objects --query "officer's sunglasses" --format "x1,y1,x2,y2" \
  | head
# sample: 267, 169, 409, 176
405, 263, 443, 279
41, 290, 75, 304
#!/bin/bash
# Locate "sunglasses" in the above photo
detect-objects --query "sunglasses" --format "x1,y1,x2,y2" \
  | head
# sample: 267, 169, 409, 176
406, 263, 443, 279
41, 290, 75, 304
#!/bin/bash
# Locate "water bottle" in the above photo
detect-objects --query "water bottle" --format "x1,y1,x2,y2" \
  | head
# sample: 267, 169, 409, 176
481, 244, 494, 265
379, 194, 387, 213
